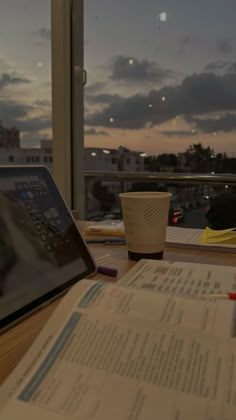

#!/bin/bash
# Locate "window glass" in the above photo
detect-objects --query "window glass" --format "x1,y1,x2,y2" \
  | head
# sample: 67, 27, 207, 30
0, 0, 52, 168
84, 0, 236, 165
84, 1, 236, 227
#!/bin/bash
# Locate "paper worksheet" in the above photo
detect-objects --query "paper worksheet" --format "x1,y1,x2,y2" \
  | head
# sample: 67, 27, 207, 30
166, 226, 236, 251
75, 280, 236, 339
1, 279, 236, 419
118, 259, 236, 297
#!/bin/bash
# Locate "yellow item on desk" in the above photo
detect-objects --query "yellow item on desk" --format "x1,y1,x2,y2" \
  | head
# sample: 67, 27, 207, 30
85, 220, 125, 237
198, 226, 236, 244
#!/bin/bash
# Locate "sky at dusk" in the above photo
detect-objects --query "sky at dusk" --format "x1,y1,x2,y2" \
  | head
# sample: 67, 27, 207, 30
0, 0, 51, 147
84, 0, 236, 156
1, 1, 236, 156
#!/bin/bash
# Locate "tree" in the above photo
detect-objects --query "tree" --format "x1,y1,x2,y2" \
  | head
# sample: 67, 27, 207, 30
157, 153, 178, 168
144, 156, 160, 172
144, 154, 178, 172
184, 143, 214, 173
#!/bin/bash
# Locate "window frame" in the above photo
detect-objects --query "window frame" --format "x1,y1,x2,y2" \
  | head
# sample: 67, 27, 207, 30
51, 0, 84, 216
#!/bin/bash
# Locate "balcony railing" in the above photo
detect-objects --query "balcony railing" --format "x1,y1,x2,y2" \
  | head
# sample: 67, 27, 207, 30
84, 171, 236, 226
84, 171, 236, 185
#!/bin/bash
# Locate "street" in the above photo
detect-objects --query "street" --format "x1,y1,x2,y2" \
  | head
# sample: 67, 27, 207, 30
172, 205, 209, 229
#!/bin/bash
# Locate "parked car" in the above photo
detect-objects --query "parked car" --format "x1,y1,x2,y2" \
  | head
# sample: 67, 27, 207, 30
169, 207, 184, 224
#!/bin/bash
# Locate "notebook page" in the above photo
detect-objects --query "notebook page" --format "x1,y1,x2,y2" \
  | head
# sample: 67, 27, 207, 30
166, 226, 236, 251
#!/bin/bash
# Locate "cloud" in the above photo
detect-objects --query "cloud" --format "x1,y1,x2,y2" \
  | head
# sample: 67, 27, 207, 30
189, 113, 236, 133
227, 62, 236, 73
37, 28, 51, 41
109, 55, 174, 83
178, 35, 197, 55
0, 72, 31, 90
0, 100, 31, 126
85, 71, 236, 129
161, 130, 197, 137
216, 38, 235, 54
17, 115, 52, 133
85, 83, 106, 95
0, 99, 51, 138
84, 128, 109, 136
86, 93, 153, 129
205, 60, 236, 74
86, 93, 120, 105
205, 60, 231, 72
34, 99, 52, 108
85, 84, 116, 105
0, 57, 12, 73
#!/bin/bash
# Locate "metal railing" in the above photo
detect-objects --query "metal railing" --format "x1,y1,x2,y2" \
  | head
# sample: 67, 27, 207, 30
84, 171, 236, 185
84, 171, 236, 220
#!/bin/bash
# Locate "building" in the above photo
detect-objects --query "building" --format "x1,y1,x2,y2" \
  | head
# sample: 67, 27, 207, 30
85, 146, 145, 172
0, 139, 53, 170
0, 141, 145, 173
0, 122, 20, 148
84, 146, 146, 217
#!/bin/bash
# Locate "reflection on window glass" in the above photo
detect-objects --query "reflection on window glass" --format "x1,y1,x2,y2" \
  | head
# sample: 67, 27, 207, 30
85, 0, 236, 174
0, 0, 52, 168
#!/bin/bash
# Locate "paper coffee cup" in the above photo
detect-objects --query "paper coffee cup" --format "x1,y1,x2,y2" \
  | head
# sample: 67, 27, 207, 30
119, 191, 171, 260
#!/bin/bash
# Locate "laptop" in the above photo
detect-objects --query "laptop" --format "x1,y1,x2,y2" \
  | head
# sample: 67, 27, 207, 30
0, 166, 96, 332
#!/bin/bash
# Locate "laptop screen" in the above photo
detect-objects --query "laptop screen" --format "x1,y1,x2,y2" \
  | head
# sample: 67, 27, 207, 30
0, 166, 96, 330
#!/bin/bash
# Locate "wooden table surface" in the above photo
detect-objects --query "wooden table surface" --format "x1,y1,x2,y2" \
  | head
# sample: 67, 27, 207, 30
0, 222, 236, 386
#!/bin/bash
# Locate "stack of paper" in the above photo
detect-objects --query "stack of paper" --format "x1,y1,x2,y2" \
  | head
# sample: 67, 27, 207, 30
166, 226, 236, 252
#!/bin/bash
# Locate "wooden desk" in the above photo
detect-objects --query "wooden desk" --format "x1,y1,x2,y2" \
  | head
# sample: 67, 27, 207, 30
0, 223, 236, 386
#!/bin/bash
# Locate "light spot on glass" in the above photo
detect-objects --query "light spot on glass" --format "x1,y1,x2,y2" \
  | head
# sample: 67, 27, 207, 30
109, 117, 114, 123
148, 103, 153, 108
103, 149, 110, 154
159, 12, 167, 22
91, 152, 96, 157
128, 58, 134, 65
161, 96, 166, 102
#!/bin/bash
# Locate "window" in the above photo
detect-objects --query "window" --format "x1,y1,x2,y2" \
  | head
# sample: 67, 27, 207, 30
0, 0, 52, 167
0, 1, 84, 211
83, 1, 236, 226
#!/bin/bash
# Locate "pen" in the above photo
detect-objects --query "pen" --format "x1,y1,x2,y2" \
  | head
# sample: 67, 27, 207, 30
206, 292, 236, 300
97, 265, 118, 277
86, 238, 126, 245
